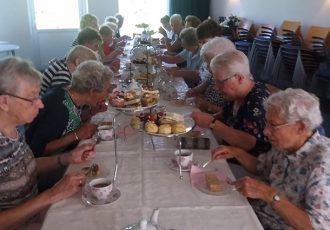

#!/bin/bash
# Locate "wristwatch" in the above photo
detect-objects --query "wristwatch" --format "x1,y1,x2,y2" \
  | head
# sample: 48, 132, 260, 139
209, 118, 217, 130
270, 191, 281, 206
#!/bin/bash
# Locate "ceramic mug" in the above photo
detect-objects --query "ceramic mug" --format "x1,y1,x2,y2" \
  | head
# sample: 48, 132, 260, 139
89, 178, 112, 200
174, 149, 193, 168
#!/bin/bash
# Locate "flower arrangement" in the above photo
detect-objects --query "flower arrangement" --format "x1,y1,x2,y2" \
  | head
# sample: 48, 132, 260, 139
220, 14, 240, 27
135, 23, 156, 43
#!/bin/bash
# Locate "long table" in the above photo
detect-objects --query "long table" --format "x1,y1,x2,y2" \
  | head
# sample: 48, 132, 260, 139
41, 99, 263, 230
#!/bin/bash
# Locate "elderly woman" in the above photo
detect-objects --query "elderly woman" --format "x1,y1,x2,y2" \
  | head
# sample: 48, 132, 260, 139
158, 27, 202, 88
212, 88, 330, 230
72, 13, 99, 46
191, 50, 271, 155
186, 37, 236, 113
41, 45, 97, 95
184, 15, 202, 28
163, 14, 184, 57
0, 57, 96, 229
26, 60, 113, 157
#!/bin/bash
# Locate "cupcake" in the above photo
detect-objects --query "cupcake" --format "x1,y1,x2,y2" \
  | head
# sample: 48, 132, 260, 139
158, 124, 172, 134
144, 121, 158, 133
171, 122, 186, 134
130, 116, 142, 129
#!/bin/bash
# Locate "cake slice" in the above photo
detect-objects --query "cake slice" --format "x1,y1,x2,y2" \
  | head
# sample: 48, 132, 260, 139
205, 173, 221, 192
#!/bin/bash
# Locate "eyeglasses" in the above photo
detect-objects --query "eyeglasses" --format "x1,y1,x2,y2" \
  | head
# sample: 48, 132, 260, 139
265, 121, 296, 131
215, 74, 236, 85
0, 92, 41, 105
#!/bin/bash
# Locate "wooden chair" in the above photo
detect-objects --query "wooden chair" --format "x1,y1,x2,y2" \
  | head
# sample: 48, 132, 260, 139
276, 20, 302, 42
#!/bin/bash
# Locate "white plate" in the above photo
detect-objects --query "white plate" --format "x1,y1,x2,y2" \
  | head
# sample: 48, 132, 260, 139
192, 172, 234, 196
167, 158, 198, 172
81, 184, 121, 206
144, 116, 195, 137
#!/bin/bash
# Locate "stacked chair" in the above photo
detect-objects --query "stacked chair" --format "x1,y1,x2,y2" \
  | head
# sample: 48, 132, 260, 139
234, 18, 254, 56
249, 24, 275, 82
271, 20, 302, 89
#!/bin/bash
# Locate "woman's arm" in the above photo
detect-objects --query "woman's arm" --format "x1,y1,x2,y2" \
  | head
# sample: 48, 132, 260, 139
44, 123, 97, 155
233, 177, 313, 230
36, 143, 96, 175
0, 173, 85, 229
158, 54, 185, 64
164, 38, 181, 53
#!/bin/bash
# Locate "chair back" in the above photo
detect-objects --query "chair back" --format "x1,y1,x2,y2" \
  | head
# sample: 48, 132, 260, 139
303, 26, 330, 55
237, 18, 254, 40
256, 24, 275, 39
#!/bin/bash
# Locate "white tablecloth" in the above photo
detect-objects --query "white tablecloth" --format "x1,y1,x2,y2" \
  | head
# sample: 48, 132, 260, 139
41, 61, 263, 230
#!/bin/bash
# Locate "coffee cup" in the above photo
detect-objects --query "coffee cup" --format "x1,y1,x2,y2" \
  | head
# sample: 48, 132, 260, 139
89, 178, 112, 200
97, 126, 113, 141
174, 149, 193, 168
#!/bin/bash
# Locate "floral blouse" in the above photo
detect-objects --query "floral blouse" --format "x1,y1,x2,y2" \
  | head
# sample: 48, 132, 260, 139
254, 131, 330, 230
222, 81, 271, 155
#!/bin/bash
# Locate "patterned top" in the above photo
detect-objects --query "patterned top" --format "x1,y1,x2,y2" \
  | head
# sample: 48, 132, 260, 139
26, 86, 82, 157
0, 129, 38, 210
41, 59, 72, 96
222, 81, 271, 155
254, 131, 330, 230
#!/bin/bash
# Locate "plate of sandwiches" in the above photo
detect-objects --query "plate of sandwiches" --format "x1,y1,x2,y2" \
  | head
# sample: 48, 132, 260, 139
130, 111, 195, 137
109, 87, 160, 112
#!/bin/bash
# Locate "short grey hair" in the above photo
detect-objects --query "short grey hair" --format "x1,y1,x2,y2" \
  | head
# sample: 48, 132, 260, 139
210, 50, 251, 78
179, 27, 198, 46
66, 45, 97, 64
264, 88, 323, 132
71, 60, 113, 93
104, 16, 118, 24
200, 37, 236, 61
0, 56, 41, 94
170, 14, 183, 26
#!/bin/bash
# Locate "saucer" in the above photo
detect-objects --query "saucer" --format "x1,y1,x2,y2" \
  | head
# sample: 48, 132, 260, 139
81, 184, 121, 206
167, 158, 197, 172
192, 172, 234, 196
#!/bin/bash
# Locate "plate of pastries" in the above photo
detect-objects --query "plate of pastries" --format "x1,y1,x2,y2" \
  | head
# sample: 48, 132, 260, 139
130, 111, 194, 137
109, 86, 160, 112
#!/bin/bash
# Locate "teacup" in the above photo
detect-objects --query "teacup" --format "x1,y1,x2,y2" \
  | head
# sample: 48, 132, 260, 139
174, 149, 193, 168
97, 126, 113, 141
89, 178, 113, 200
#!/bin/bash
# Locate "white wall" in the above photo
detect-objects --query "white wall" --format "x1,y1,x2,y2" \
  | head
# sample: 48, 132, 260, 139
0, 0, 118, 69
210, 0, 330, 35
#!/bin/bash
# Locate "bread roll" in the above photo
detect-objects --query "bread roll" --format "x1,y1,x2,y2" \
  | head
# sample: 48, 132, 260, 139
144, 121, 158, 133
158, 124, 172, 134
130, 116, 141, 129
171, 122, 186, 134
205, 173, 221, 192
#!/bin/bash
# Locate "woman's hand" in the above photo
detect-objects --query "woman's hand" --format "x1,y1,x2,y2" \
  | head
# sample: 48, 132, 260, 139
47, 172, 86, 204
211, 145, 239, 160
75, 123, 97, 140
186, 88, 196, 97
190, 111, 213, 128
165, 67, 180, 77
194, 96, 210, 111
231, 176, 275, 202
158, 27, 167, 37
69, 143, 96, 164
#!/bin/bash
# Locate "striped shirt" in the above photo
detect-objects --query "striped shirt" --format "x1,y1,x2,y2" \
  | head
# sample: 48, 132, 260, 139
0, 129, 38, 210
41, 59, 72, 96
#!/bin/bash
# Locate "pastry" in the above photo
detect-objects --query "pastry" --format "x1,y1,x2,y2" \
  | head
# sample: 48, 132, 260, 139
81, 164, 100, 177
141, 88, 160, 106
144, 121, 158, 133
158, 124, 172, 134
159, 112, 184, 124
171, 122, 186, 134
130, 116, 142, 129
110, 97, 125, 107
205, 173, 221, 192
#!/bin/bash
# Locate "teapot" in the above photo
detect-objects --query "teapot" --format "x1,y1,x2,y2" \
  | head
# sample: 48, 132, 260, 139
123, 208, 161, 230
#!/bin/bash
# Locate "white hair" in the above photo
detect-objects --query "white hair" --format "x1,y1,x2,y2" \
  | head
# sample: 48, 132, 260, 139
200, 37, 236, 60
210, 50, 251, 77
264, 88, 323, 131
170, 14, 183, 26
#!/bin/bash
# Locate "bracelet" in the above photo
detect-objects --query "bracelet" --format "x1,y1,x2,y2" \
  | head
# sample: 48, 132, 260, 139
74, 132, 79, 141
57, 155, 65, 167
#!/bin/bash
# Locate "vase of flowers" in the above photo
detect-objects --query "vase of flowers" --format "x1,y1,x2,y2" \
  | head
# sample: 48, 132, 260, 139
220, 14, 240, 28
135, 23, 155, 44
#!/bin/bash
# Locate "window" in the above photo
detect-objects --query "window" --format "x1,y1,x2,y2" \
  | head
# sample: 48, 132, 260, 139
32, 0, 86, 30
118, 0, 169, 37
